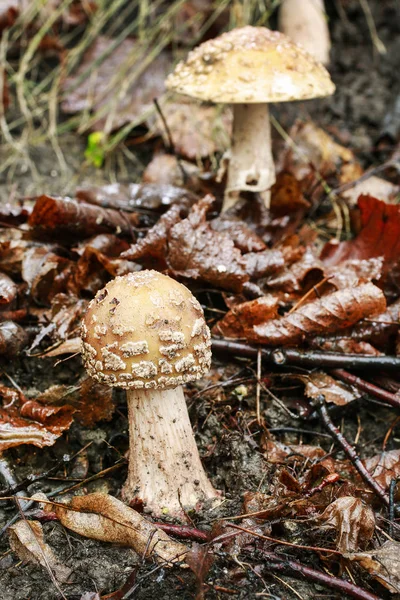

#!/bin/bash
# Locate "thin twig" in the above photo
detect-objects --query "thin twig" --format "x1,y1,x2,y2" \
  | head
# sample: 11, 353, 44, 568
312, 396, 390, 507
332, 369, 400, 410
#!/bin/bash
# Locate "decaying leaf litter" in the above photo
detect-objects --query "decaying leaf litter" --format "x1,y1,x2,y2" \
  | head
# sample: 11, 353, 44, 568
1, 1, 400, 599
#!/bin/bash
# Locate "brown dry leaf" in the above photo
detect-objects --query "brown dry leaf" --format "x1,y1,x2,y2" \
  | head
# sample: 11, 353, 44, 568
212, 296, 278, 339
318, 338, 381, 356
249, 282, 386, 345
243, 249, 285, 280
270, 172, 310, 216
77, 183, 197, 212
264, 246, 324, 293
345, 541, 400, 593
168, 195, 248, 292
364, 449, 400, 490
152, 99, 231, 159
142, 154, 203, 189
35, 492, 187, 565
318, 496, 375, 553
327, 257, 384, 290
301, 372, 361, 406
8, 520, 71, 583
283, 120, 355, 180
29, 196, 139, 242
61, 37, 170, 131
41, 337, 80, 357
186, 543, 214, 599
263, 439, 331, 466
321, 196, 400, 291
342, 176, 399, 207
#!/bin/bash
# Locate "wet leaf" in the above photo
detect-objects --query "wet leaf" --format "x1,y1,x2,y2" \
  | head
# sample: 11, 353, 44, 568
61, 37, 170, 131
0, 272, 17, 305
186, 543, 214, 600
364, 449, 400, 490
264, 247, 324, 293
8, 520, 71, 583
249, 283, 386, 345
342, 176, 399, 207
345, 541, 400, 593
210, 217, 266, 253
301, 372, 361, 406
0, 409, 62, 451
212, 296, 278, 338
319, 496, 375, 552
327, 257, 384, 289
242, 249, 285, 280
35, 492, 187, 565
22, 246, 71, 306
168, 195, 248, 292
19, 401, 75, 436
122, 204, 183, 270
0, 321, 29, 356
77, 183, 197, 212
29, 195, 139, 242
321, 196, 400, 290
270, 172, 311, 216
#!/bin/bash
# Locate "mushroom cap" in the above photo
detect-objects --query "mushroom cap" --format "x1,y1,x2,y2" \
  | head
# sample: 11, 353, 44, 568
81, 271, 211, 390
166, 26, 335, 104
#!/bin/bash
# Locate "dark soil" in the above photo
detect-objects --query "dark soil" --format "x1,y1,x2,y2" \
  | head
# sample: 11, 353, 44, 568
1, 1, 400, 599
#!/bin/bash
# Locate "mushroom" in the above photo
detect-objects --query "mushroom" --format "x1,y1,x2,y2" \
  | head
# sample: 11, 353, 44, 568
81, 270, 219, 517
279, 0, 331, 66
166, 26, 335, 212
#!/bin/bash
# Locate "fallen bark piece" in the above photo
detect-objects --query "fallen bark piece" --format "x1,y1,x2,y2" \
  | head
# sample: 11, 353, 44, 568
249, 283, 386, 345
8, 519, 71, 583
35, 492, 188, 565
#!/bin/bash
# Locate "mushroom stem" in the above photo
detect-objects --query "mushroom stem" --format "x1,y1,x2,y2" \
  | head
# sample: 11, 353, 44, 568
223, 103, 275, 212
123, 386, 219, 517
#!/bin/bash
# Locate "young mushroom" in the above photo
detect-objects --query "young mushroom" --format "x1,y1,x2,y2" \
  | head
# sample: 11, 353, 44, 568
278, 0, 331, 66
81, 270, 219, 518
166, 26, 335, 212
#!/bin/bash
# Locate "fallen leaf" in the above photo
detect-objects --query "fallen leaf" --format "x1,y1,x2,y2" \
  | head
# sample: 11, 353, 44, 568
29, 195, 139, 242
342, 176, 399, 207
301, 372, 361, 406
61, 37, 170, 131
321, 196, 400, 292
212, 296, 278, 338
8, 520, 71, 583
77, 182, 197, 212
0, 320, 29, 356
0, 272, 17, 305
242, 248, 286, 280
270, 171, 310, 216
318, 496, 375, 552
152, 99, 231, 159
142, 154, 202, 190
168, 195, 248, 292
22, 246, 71, 306
249, 282, 386, 345
186, 543, 214, 600
327, 257, 384, 289
345, 541, 400, 593
35, 492, 187, 565
0, 409, 61, 451
211, 217, 266, 253
364, 449, 400, 491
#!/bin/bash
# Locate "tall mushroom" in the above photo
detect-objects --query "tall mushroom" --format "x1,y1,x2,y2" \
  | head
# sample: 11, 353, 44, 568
81, 270, 219, 518
279, 0, 331, 66
166, 26, 335, 212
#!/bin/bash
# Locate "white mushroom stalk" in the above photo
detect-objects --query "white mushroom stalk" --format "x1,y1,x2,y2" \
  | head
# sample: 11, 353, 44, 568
126, 387, 216, 515
279, 0, 331, 66
81, 270, 220, 519
165, 26, 335, 212
225, 103, 275, 212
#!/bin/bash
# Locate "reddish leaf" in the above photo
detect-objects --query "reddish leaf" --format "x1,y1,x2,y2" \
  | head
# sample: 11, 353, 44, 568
22, 246, 71, 306
186, 543, 214, 600
19, 401, 75, 437
270, 171, 310, 216
168, 195, 248, 292
29, 195, 138, 242
212, 296, 278, 338
248, 283, 386, 345
321, 196, 400, 289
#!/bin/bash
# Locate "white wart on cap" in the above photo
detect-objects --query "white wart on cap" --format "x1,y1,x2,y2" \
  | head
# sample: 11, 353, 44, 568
81, 270, 211, 390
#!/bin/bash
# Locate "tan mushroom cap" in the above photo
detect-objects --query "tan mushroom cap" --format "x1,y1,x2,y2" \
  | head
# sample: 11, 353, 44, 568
81, 271, 211, 390
166, 26, 335, 104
